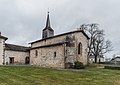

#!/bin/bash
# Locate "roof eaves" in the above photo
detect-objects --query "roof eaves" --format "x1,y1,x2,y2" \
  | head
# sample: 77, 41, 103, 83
0, 35, 8, 40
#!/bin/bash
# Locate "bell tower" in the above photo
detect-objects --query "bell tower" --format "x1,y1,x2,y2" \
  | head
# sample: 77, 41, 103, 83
42, 12, 54, 39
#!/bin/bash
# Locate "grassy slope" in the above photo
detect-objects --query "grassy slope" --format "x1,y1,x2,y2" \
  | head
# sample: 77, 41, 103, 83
0, 66, 119, 85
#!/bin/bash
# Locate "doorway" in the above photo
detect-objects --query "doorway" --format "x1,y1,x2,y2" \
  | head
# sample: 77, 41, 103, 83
25, 57, 30, 64
9, 57, 14, 64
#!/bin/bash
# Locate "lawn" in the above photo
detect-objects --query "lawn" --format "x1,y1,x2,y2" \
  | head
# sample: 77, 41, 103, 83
0, 66, 119, 85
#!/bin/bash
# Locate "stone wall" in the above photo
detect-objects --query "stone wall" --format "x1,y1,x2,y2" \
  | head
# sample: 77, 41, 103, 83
73, 32, 88, 65
30, 45, 65, 68
5, 50, 29, 65
31, 37, 65, 48
30, 31, 89, 68
0, 38, 5, 65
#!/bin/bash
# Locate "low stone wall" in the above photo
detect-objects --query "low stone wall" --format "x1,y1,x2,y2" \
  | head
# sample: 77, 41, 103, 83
104, 66, 120, 70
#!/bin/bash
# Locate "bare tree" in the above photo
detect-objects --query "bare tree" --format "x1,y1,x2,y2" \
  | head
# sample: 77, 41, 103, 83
80, 24, 113, 63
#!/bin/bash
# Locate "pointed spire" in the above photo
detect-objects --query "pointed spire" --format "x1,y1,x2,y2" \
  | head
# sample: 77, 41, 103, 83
46, 11, 51, 28
42, 11, 54, 39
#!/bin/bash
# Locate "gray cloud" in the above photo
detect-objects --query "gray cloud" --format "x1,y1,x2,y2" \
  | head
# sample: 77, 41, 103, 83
0, 0, 120, 58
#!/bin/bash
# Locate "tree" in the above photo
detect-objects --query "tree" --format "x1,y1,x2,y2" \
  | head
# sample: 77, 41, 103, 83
80, 24, 113, 63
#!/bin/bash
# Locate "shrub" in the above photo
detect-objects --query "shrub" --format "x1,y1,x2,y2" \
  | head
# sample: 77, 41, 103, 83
74, 61, 85, 69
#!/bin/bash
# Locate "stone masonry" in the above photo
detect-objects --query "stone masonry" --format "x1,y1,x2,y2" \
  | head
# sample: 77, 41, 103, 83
30, 30, 89, 68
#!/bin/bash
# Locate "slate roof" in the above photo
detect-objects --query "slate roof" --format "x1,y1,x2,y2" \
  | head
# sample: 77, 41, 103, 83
0, 35, 8, 40
5, 43, 30, 52
111, 57, 120, 60
43, 27, 54, 31
43, 12, 54, 31
30, 30, 90, 44
89, 55, 104, 58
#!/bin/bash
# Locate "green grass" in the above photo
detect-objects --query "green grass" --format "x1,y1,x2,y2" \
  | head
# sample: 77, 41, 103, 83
0, 66, 119, 85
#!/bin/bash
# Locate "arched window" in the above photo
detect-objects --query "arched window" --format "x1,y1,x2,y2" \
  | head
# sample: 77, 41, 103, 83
35, 50, 38, 57
78, 42, 82, 55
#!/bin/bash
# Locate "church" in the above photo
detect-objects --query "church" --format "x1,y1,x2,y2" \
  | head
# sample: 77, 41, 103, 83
0, 12, 89, 68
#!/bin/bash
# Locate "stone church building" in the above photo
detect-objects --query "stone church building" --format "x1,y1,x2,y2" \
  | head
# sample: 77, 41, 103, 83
0, 12, 89, 68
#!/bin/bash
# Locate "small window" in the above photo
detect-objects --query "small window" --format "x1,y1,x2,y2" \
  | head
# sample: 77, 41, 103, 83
54, 52, 56, 58
35, 50, 38, 57
78, 42, 82, 55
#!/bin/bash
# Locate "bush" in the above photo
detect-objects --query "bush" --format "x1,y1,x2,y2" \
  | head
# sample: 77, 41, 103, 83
74, 61, 85, 69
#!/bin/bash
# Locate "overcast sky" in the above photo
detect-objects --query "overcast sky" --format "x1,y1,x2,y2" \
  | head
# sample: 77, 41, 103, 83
0, 0, 120, 58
